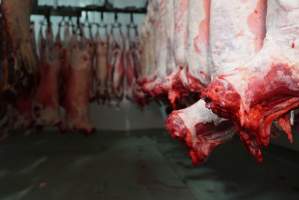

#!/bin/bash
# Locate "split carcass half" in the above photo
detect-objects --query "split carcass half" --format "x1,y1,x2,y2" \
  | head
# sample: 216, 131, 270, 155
130, 25, 151, 107
140, 0, 214, 109
166, 0, 235, 165
62, 28, 94, 135
109, 24, 126, 104
94, 25, 109, 104
141, 0, 192, 108
59, 22, 72, 107
202, 0, 299, 161
124, 25, 144, 104
1, 0, 38, 93
34, 23, 62, 127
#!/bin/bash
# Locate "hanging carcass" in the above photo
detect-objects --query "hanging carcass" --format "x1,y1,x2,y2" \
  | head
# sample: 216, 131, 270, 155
34, 21, 62, 127
1, 0, 38, 93
61, 24, 94, 134
203, 0, 299, 161
94, 23, 109, 104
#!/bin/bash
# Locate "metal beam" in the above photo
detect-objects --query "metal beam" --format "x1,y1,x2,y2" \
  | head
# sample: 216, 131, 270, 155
31, 4, 147, 18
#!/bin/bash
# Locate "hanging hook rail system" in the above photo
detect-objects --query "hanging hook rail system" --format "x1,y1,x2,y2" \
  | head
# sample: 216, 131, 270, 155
31, 0, 148, 20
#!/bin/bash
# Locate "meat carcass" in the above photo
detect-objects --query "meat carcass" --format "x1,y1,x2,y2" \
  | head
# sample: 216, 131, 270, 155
140, 0, 168, 97
202, 0, 299, 161
140, 0, 191, 107
166, 0, 235, 165
59, 22, 72, 106
62, 30, 94, 134
124, 34, 135, 101
132, 25, 151, 107
111, 28, 125, 103
94, 26, 109, 104
1, 0, 37, 92
106, 26, 125, 104
34, 24, 62, 127
124, 26, 142, 102
135, 5, 157, 102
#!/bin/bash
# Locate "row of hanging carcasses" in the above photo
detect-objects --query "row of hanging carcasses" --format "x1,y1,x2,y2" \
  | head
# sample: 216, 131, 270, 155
1, 19, 144, 135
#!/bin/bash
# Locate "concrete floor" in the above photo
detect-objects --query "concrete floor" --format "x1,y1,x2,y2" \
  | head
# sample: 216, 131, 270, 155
0, 130, 299, 200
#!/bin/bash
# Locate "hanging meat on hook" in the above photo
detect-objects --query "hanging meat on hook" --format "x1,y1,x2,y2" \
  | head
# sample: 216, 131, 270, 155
166, 100, 234, 165
94, 23, 109, 104
124, 24, 138, 101
1, 0, 38, 93
108, 21, 125, 104
59, 19, 72, 107
165, 0, 235, 165
140, 0, 173, 102
34, 22, 62, 127
167, 0, 269, 164
61, 24, 94, 135
133, 14, 154, 107
203, 0, 299, 161
140, 0, 194, 108
84, 14, 97, 102
0, 17, 38, 133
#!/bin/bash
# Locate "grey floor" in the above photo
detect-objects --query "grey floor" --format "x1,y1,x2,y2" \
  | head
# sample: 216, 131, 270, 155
0, 130, 299, 200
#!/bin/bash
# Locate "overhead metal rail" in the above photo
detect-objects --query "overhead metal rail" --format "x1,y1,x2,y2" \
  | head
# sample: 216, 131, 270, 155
31, 0, 148, 18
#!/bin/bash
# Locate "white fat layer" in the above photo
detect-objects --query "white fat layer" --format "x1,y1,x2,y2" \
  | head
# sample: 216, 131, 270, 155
210, 0, 262, 75
187, 0, 210, 84
177, 100, 223, 138
224, 0, 299, 109
277, 0, 299, 10
174, 0, 189, 67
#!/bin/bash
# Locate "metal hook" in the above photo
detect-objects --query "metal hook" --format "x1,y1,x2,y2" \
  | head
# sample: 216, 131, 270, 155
99, 12, 106, 27
45, 11, 51, 26
84, 11, 89, 23
134, 25, 139, 37
130, 13, 134, 23
114, 12, 118, 22
76, 15, 81, 27
58, 16, 65, 27
101, 12, 104, 22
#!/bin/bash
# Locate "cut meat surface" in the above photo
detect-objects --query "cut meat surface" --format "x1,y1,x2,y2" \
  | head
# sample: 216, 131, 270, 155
166, 100, 234, 165
204, 0, 299, 161
204, 0, 267, 161
164, 0, 235, 165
